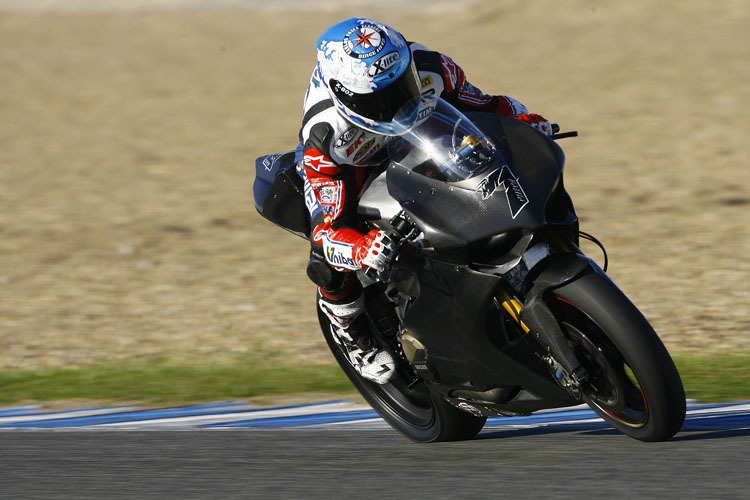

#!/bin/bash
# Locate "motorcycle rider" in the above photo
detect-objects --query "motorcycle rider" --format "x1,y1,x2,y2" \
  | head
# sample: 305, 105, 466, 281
300, 17, 552, 384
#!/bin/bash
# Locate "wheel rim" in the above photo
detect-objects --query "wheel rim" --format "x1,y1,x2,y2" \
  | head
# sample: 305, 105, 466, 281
556, 300, 649, 428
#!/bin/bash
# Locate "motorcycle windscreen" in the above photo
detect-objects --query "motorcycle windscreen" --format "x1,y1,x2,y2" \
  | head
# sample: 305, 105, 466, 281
387, 115, 570, 246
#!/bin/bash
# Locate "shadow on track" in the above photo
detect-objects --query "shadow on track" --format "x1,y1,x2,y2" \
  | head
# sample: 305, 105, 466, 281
478, 409, 750, 441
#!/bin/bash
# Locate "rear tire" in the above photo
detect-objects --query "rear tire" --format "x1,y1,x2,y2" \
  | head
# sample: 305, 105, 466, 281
318, 307, 486, 442
551, 271, 686, 441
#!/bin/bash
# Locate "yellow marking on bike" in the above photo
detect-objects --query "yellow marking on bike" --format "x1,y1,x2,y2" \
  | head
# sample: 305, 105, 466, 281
461, 134, 478, 147
501, 299, 531, 334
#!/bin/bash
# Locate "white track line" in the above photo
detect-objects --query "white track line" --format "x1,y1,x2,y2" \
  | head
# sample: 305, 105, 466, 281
0, 406, 138, 425
90, 401, 372, 428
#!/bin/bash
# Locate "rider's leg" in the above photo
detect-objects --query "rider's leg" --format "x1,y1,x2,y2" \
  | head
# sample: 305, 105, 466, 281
307, 250, 396, 384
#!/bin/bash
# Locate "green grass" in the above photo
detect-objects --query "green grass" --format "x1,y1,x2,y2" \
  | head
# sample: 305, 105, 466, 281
673, 354, 750, 403
0, 357, 353, 406
0, 353, 747, 407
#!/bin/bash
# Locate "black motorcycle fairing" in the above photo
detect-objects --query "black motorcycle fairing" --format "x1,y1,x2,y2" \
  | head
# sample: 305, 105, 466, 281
386, 116, 575, 248
393, 252, 579, 413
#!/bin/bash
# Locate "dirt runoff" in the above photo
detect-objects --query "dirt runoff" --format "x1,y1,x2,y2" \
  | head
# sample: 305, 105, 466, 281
0, 1, 747, 371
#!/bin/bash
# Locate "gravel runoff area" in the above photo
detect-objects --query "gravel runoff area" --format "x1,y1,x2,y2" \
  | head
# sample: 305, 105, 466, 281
0, 1, 747, 371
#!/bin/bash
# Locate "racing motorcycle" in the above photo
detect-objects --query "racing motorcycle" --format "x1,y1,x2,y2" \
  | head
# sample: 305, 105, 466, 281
253, 95, 686, 442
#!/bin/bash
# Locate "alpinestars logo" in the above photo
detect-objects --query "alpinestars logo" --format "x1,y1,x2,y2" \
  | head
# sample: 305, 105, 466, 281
477, 165, 529, 219
303, 153, 334, 173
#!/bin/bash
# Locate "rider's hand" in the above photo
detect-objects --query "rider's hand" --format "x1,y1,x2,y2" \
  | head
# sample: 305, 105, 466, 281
516, 113, 553, 136
353, 230, 395, 273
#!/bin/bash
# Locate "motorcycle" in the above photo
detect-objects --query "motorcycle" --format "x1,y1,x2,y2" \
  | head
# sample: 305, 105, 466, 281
253, 95, 686, 442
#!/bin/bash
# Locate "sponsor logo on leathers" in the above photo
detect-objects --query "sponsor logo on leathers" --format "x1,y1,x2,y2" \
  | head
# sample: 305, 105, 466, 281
318, 185, 336, 204
353, 138, 377, 162
302, 177, 319, 215
309, 177, 343, 218
322, 233, 357, 269
346, 134, 367, 157
335, 127, 359, 148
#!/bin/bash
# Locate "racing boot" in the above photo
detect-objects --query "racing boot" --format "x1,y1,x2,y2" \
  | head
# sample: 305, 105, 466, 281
318, 292, 396, 384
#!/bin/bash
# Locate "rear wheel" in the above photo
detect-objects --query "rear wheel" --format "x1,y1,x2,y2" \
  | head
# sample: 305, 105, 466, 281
318, 307, 486, 442
550, 272, 686, 441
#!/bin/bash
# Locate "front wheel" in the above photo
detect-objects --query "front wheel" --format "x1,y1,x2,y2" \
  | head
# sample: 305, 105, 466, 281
317, 307, 486, 442
550, 271, 686, 441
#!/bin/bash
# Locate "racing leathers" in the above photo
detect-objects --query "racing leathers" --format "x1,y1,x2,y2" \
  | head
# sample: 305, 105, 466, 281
300, 43, 550, 383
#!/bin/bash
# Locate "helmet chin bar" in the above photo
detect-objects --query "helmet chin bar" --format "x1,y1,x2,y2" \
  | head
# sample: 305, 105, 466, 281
329, 62, 420, 121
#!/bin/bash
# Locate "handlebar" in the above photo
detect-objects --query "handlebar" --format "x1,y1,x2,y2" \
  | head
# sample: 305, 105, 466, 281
551, 131, 579, 140
550, 123, 578, 141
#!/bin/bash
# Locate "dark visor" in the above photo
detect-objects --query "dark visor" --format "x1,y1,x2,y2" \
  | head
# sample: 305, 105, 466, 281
330, 65, 421, 124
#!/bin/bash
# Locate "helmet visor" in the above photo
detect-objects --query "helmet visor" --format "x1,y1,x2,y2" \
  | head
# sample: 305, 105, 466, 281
330, 64, 421, 125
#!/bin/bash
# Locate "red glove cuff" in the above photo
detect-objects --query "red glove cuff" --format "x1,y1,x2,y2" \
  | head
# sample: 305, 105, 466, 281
515, 113, 553, 135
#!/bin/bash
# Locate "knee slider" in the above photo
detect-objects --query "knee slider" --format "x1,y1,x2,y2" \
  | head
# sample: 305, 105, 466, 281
306, 253, 338, 290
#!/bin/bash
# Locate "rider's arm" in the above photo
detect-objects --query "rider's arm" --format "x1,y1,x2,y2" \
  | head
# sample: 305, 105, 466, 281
437, 53, 527, 117
441, 52, 553, 135
413, 46, 552, 135
302, 123, 386, 271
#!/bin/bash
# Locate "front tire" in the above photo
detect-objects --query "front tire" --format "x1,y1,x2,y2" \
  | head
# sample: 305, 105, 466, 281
551, 271, 686, 441
318, 307, 486, 442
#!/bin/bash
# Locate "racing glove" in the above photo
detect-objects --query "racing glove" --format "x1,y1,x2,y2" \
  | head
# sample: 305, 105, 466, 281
353, 230, 395, 273
515, 113, 553, 136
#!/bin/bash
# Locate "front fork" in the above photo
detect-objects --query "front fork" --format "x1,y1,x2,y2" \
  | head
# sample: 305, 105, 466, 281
497, 233, 593, 394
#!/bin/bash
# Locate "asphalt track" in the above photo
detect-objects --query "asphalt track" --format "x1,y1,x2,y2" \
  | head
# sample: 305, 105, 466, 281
1, 402, 748, 499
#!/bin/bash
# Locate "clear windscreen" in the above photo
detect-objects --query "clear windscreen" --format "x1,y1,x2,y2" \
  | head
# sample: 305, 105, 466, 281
387, 95, 501, 182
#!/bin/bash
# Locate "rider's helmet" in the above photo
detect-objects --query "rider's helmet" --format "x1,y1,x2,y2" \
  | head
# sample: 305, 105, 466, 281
315, 18, 422, 135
